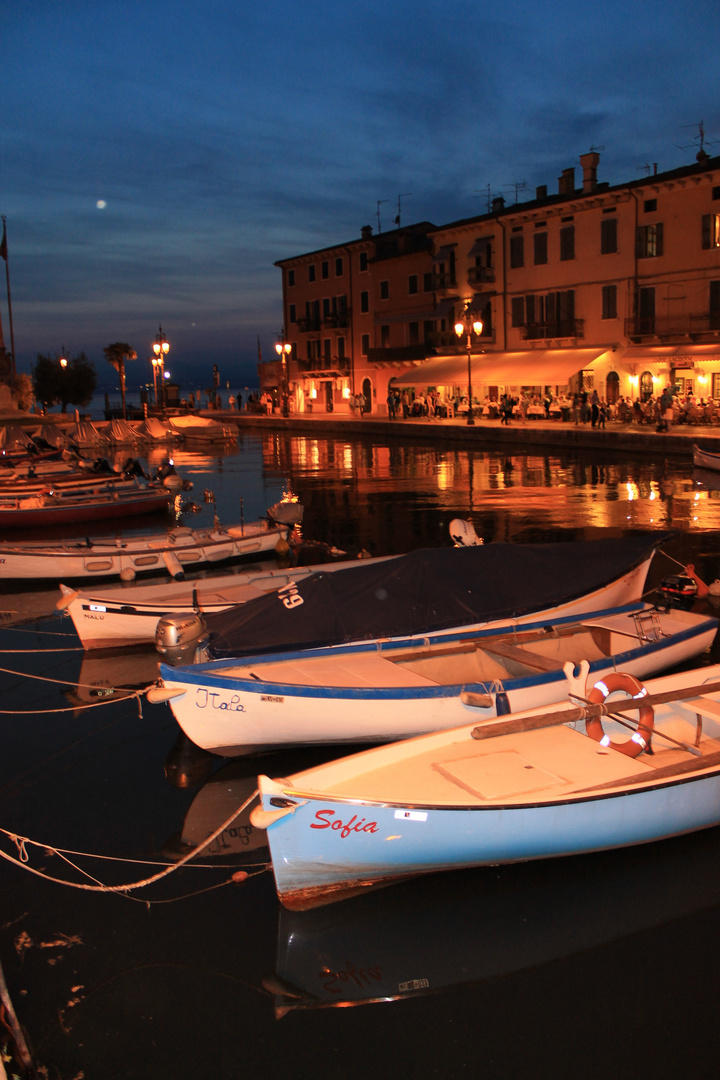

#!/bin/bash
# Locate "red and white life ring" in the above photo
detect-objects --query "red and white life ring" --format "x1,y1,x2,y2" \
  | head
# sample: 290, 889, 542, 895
585, 672, 654, 758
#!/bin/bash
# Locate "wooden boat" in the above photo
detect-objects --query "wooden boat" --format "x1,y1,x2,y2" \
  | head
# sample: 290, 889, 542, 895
58, 554, 393, 649
250, 663, 720, 910
692, 443, 720, 471
0, 483, 172, 527
0, 501, 303, 581
154, 603, 718, 755
0, 459, 158, 498
197, 534, 671, 661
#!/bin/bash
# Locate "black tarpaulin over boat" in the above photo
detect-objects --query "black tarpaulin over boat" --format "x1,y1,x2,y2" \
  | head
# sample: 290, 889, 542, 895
205, 534, 672, 659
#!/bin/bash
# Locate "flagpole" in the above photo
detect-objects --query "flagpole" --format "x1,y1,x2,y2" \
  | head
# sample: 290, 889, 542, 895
1, 217, 16, 377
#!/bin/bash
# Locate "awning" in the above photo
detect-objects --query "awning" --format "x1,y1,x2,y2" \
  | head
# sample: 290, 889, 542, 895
433, 244, 456, 263
622, 345, 720, 364
391, 348, 610, 387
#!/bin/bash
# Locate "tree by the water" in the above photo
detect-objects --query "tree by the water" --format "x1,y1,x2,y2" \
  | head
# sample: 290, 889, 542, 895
32, 352, 97, 414
103, 342, 136, 419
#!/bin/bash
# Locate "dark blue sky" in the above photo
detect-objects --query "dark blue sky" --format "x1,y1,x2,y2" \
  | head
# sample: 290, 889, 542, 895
2, 0, 719, 390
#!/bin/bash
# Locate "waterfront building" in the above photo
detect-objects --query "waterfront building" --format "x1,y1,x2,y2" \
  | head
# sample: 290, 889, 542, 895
264, 150, 720, 416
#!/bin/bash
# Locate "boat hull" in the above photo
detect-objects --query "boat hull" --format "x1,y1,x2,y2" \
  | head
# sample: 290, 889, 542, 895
0, 488, 171, 527
0, 520, 290, 580
158, 605, 718, 755
254, 664, 720, 909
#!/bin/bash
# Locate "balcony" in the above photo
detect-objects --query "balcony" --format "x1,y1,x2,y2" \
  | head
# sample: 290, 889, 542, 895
366, 344, 436, 363
297, 356, 350, 374
322, 312, 350, 329
433, 272, 457, 292
625, 313, 720, 341
425, 329, 496, 349
522, 319, 584, 342
297, 317, 321, 333
467, 266, 495, 286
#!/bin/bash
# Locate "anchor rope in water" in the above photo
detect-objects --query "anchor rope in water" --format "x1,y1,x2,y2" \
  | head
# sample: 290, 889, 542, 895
0, 789, 264, 900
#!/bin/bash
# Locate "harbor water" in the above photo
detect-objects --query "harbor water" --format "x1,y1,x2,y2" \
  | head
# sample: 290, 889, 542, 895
2, 429, 720, 1078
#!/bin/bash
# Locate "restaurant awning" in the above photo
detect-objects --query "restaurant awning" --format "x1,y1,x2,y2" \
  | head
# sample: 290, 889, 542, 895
391, 348, 610, 387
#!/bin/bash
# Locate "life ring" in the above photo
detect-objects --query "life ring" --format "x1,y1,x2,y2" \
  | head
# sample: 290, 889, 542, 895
586, 672, 654, 757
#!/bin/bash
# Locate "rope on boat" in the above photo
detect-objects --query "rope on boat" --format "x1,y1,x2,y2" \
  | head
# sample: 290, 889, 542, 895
0, 790, 264, 901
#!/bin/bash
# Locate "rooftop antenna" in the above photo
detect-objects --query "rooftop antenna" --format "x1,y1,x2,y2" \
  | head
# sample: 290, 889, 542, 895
589, 144, 605, 153
376, 199, 388, 233
636, 162, 652, 175
472, 185, 493, 212
502, 179, 527, 203
394, 193, 412, 227
676, 119, 718, 161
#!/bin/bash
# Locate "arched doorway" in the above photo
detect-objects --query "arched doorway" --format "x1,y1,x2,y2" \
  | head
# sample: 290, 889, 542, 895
640, 370, 654, 401
606, 371, 620, 404
362, 377, 373, 415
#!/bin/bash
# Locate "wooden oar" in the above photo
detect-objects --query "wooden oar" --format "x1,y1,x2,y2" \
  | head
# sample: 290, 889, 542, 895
471, 677, 720, 741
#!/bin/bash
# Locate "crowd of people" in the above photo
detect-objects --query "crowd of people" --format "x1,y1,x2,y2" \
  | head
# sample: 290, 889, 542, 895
382, 386, 720, 429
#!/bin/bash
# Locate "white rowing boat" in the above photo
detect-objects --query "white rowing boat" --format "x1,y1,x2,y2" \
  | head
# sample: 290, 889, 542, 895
250, 663, 720, 909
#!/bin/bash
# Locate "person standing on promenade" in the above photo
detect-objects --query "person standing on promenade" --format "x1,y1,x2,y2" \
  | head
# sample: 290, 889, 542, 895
387, 390, 396, 419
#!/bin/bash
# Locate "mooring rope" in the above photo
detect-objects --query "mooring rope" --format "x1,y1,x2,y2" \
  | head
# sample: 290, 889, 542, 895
0, 789, 264, 900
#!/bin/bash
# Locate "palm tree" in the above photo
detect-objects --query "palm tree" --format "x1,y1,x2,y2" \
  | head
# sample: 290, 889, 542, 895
103, 342, 137, 419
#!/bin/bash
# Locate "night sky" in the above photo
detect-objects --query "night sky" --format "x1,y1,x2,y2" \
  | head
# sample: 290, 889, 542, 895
2, 0, 719, 391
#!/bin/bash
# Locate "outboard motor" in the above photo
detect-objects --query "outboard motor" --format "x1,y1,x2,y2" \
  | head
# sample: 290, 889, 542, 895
155, 611, 211, 665
656, 574, 698, 611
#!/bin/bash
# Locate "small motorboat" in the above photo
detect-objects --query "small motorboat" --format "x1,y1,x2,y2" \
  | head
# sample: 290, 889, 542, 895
0, 500, 303, 580
250, 663, 720, 910
153, 602, 718, 755
692, 443, 720, 471
0, 483, 172, 528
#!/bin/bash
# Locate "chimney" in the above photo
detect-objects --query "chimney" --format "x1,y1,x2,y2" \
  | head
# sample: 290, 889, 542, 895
536, 184, 547, 200
492, 195, 505, 213
558, 167, 575, 196
579, 151, 600, 193
361, 225, 373, 240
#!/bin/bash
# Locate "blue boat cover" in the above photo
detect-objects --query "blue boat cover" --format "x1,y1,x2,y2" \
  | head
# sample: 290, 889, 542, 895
206, 534, 672, 658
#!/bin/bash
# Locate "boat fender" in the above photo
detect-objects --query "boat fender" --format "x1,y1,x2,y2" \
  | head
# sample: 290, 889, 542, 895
249, 804, 299, 830
585, 673, 654, 757
56, 585, 79, 611
146, 685, 187, 704
162, 550, 185, 580
495, 690, 511, 716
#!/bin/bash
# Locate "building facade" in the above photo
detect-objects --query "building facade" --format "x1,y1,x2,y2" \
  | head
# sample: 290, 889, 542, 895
263, 150, 720, 415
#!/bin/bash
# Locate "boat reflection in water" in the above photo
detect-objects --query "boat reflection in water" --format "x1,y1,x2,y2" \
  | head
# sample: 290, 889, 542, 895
266, 825, 720, 1017
64, 645, 161, 706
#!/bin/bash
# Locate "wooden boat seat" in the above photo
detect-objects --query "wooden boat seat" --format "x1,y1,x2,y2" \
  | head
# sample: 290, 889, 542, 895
480, 640, 566, 672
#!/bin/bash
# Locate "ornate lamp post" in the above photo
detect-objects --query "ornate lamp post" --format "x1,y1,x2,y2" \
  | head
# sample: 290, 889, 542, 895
454, 307, 483, 426
152, 326, 170, 410
275, 340, 291, 417
59, 346, 67, 370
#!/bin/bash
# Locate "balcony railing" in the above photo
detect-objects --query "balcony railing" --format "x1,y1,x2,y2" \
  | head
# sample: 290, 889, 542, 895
433, 272, 457, 291
425, 329, 496, 348
522, 319, 584, 341
467, 266, 495, 285
625, 313, 720, 339
366, 344, 436, 363
322, 312, 350, 329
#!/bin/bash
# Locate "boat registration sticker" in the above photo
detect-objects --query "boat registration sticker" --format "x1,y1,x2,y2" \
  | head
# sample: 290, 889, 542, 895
394, 810, 427, 822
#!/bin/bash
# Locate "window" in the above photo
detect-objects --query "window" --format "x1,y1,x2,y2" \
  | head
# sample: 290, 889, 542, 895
602, 284, 617, 320
380, 325, 390, 346
702, 214, 720, 249
323, 338, 331, 361
289, 304, 296, 323
423, 272, 434, 292
710, 281, 720, 330
644, 199, 657, 213
308, 264, 316, 282
335, 257, 344, 276
359, 252, 368, 272
637, 286, 655, 333
337, 336, 345, 359
509, 235, 524, 268
408, 322, 419, 344
636, 224, 664, 258
533, 232, 547, 265
322, 297, 331, 318
380, 280, 389, 300
560, 225, 575, 261
600, 218, 617, 254
321, 261, 329, 280
288, 269, 295, 287
408, 274, 418, 294
360, 290, 369, 313
361, 333, 369, 355
511, 297, 525, 327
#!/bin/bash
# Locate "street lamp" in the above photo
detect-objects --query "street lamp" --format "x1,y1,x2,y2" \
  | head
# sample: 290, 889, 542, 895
59, 346, 67, 370
275, 340, 291, 417
153, 325, 170, 410
454, 308, 483, 426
